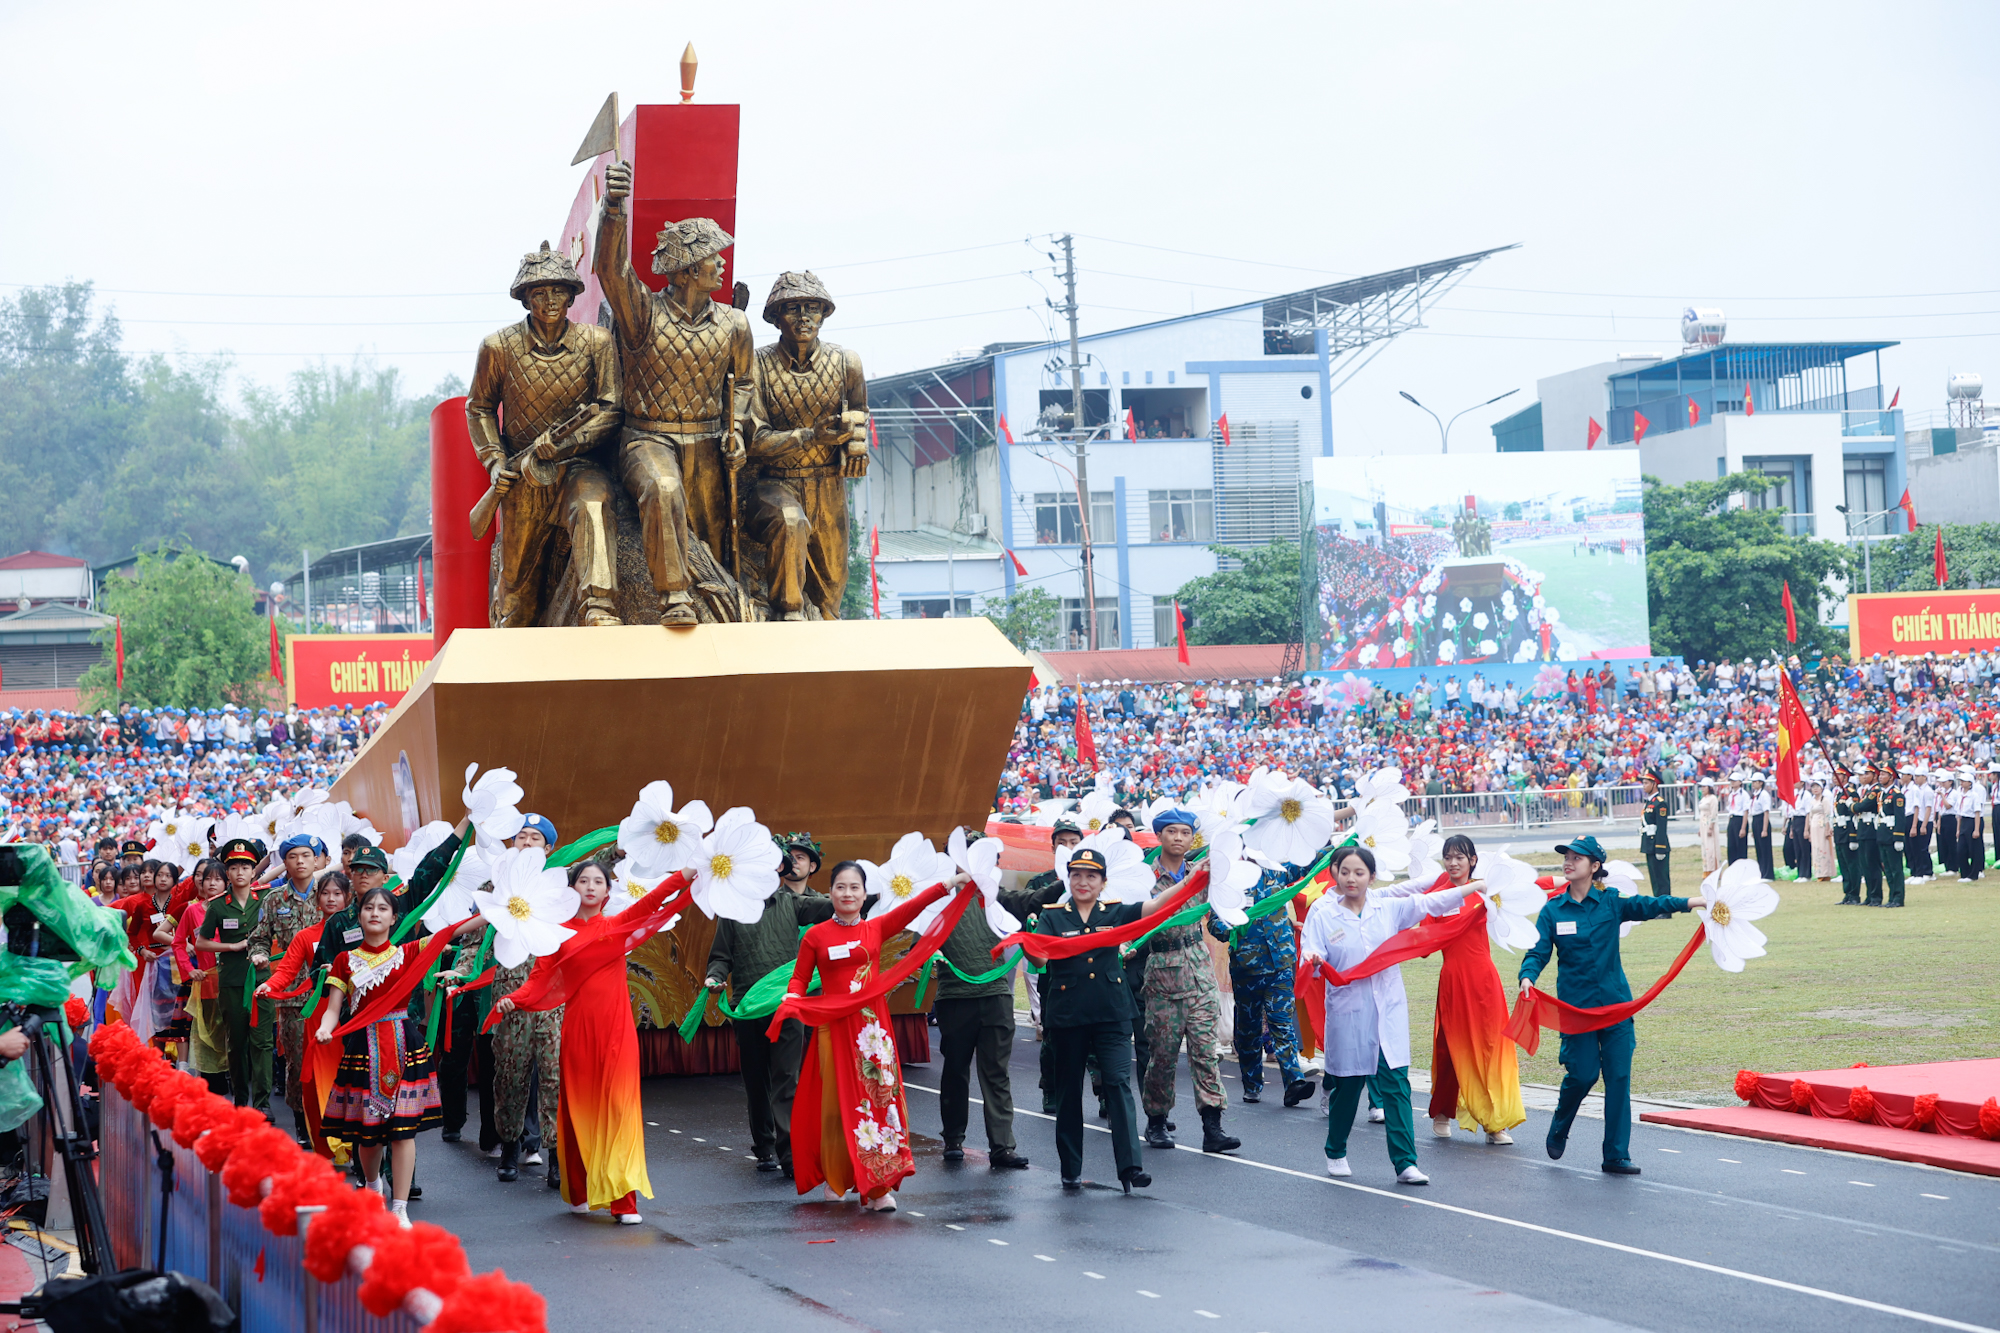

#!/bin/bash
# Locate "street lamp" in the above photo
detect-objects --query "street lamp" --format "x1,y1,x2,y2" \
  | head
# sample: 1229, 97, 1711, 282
1399, 388, 1521, 454
1834, 503, 1904, 594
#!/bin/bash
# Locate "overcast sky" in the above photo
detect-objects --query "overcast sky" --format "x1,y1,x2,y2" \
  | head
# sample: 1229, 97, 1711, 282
4, 0, 1995, 455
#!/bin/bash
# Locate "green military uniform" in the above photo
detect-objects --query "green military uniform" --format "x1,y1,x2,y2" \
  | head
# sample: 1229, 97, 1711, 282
244, 876, 324, 1128
1029, 865, 1104, 1113
1834, 786, 1861, 904
1639, 785, 1672, 896
933, 879, 1063, 1161
1855, 783, 1883, 906
1035, 895, 1146, 1188
200, 881, 273, 1110
1878, 777, 1908, 909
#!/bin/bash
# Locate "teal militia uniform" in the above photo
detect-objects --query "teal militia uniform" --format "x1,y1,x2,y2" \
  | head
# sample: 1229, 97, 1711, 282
1206, 868, 1304, 1100
200, 890, 273, 1110
1878, 785, 1908, 908
1036, 901, 1146, 1184
1519, 886, 1693, 1169
933, 879, 1064, 1159
1639, 792, 1672, 895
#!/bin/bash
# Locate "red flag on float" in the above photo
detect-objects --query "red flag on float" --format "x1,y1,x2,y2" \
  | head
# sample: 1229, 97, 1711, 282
1899, 488, 1917, 530
1781, 580, 1797, 643
1074, 700, 1098, 766
1774, 672, 1817, 807
415, 557, 427, 629
1687, 396, 1700, 427
868, 525, 881, 620
1586, 417, 1602, 450
268, 615, 283, 681
997, 414, 1014, 445
1174, 599, 1190, 666
869, 417, 880, 451
1632, 410, 1650, 446
1124, 407, 1139, 441
1889, 387, 1900, 408
1935, 526, 1948, 588
1006, 547, 1029, 577
1744, 386, 1755, 416
1216, 413, 1232, 447
114, 618, 125, 690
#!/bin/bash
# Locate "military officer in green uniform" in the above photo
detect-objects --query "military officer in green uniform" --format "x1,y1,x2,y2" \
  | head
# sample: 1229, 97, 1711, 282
1032, 821, 1086, 1114
1037, 846, 1191, 1192
1834, 768, 1862, 905
194, 837, 273, 1111
1876, 760, 1908, 908
1638, 769, 1672, 896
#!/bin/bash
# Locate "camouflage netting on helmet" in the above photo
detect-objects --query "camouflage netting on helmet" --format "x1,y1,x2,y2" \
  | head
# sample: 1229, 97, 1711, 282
761, 271, 836, 324
650, 217, 734, 275
510, 240, 586, 302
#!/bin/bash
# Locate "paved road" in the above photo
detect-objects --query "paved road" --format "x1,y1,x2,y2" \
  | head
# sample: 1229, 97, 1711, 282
410, 1028, 2000, 1333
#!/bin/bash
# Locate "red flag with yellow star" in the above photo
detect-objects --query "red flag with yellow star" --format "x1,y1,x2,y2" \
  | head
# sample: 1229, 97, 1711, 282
1775, 671, 1817, 807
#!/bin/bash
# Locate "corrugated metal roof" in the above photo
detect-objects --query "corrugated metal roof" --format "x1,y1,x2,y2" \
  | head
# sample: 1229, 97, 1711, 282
0, 551, 87, 569
875, 528, 1003, 562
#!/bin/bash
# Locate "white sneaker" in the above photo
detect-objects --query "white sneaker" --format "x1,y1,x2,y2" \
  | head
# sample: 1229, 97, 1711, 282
390, 1200, 412, 1228
1397, 1165, 1430, 1185
616, 1213, 643, 1225
1431, 1118, 1453, 1139
863, 1192, 898, 1212
1486, 1130, 1514, 1145
1369, 1108, 1386, 1124
1324, 1156, 1352, 1177
523, 1150, 544, 1166
569, 1203, 590, 1215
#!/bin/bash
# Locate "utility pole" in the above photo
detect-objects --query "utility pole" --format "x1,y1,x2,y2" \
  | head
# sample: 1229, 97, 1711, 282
1059, 234, 1098, 650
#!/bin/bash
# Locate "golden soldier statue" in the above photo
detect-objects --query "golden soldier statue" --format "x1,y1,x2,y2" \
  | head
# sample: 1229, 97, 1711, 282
747, 273, 868, 621
595, 162, 754, 626
466, 243, 624, 627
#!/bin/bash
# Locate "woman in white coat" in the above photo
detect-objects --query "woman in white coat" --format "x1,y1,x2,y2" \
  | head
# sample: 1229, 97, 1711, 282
1300, 844, 1476, 1185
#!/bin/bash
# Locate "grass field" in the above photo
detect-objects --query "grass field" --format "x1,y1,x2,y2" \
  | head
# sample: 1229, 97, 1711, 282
1400, 847, 2000, 1104
1503, 537, 1650, 654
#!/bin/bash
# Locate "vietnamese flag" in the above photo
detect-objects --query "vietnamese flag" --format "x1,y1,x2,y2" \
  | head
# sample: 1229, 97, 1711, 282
1898, 488, 1917, 530
1005, 547, 1029, 577
1935, 526, 1948, 588
869, 416, 880, 451
1586, 417, 1602, 450
1889, 387, 1901, 408
997, 414, 1014, 445
868, 525, 881, 620
1744, 386, 1755, 416
1124, 407, 1139, 441
1074, 701, 1098, 767
1774, 672, 1817, 808
1216, 413, 1232, 447
1632, 410, 1650, 446
114, 618, 125, 690
1781, 580, 1797, 643
1174, 598, 1190, 665
268, 615, 283, 681
1687, 396, 1700, 427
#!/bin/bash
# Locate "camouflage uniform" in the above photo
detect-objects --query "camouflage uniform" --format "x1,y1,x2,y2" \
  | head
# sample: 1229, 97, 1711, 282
490, 953, 561, 1151
1207, 869, 1303, 1098
1141, 915, 1226, 1116
245, 882, 323, 1122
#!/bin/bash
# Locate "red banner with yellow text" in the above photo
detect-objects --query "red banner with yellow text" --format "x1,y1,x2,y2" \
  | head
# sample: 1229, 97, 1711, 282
285, 633, 434, 709
1847, 590, 2000, 660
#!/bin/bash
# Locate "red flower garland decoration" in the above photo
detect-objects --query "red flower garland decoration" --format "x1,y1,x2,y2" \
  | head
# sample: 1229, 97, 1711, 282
172, 1090, 238, 1149
220, 1126, 302, 1209
1912, 1092, 1939, 1131
260, 1153, 343, 1237
62, 997, 89, 1031
1733, 1070, 1760, 1103
145, 1071, 205, 1129
429, 1271, 549, 1333
303, 1188, 392, 1284
1980, 1097, 2000, 1141
120, 1056, 167, 1114
194, 1106, 271, 1174
1847, 1085, 1876, 1124
358, 1221, 471, 1318
1849, 1061, 1869, 1069
1789, 1078, 1814, 1112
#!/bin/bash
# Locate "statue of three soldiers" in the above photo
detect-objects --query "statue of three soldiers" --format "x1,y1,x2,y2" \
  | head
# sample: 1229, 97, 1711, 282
465, 160, 868, 627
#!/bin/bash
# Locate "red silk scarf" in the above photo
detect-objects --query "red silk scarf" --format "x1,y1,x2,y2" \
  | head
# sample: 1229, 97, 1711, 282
329, 920, 475, 1040
1300, 895, 1487, 991
484, 874, 693, 1030
987, 864, 1211, 961
1504, 923, 1706, 1055
767, 885, 976, 1041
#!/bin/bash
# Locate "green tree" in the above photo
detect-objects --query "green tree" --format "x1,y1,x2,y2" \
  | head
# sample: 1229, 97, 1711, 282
1861, 522, 2000, 592
1642, 473, 1851, 664
1173, 542, 1302, 645
1503, 502, 1523, 521
840, 508, 874, 619
78, 543, 278, 711
979, 586, 1059, 650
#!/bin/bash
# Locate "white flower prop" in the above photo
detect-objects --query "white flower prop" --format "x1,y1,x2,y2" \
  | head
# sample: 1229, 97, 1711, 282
1696, 860, 1780, 973
338, 806, 383, 846
1203, 831, 1263, 929
865, 832, 957, 934
1055, 831, 1155, 904
1355, 766, 1411, 807
690, 807, 783, 924
1350, 802, 1411, 880
1472, 853, 1544, 952
949, 827, 1018, 937
1405, 819, 1444, 884
211, 811, 262, 850
1243, 773, 1336, 866
151, 811, 214, 873
469, 848, 578, 969
1196, 780, 1253, 842
617, 781, 714, 878
461, 764, 527, 844
1602, 859, 1642, 937
255, 797, 291, 845
390, 821, 455, 883
603, 856, 660, 916
1074, 788, 1118, 834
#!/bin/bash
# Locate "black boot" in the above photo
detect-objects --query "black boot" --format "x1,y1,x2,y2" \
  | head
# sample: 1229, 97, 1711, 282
1199, 1105, 1240, 1154
1144, 1114, 1174, 1149
1119, 1164, 1151, 1193
546, 1158, 561, 1191
498, 1139, 519, 1183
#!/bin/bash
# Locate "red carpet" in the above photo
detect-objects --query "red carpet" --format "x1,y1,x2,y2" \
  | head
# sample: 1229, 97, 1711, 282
1639, 1058, 2000, 1177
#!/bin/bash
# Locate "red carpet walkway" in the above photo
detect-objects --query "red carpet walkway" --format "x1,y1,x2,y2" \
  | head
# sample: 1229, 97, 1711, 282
1641, 1058, 2000, 1177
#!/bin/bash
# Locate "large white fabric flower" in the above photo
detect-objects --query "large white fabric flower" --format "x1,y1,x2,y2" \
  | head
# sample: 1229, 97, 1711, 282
1696, 860, 1780, 972
1195, 780, 1253, 841
1472, 853, 1544, 952
1404, 819, 1444, 884
1242, 773, 1336, 866
617, 781, 713, 878
423, 838, 499, 933
254, 798, 292, 846
1350, 802, 1410, 880
150, 810, 214, 873
461, 764, 527, 844
470, 848, 577, 968
949, 827, 1018, 937
865, 832, 957, 934
1074, 788, 1119, 835
390, 821, 455, 883
1355, 767, 1410, 806
690, 807, 783, 924
1203, 831, 1264, 929
1055, 830, 1155, 904
1602, 860, 1643, 937
603, 856, 659, 917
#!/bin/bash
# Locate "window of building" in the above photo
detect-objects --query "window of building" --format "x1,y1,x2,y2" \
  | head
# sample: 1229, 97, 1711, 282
1144, 371, 1154, 384
1743, 456, 1813, 537
1152, 595, 1182, 646
1147, 489, 1214, 542
1843, 456, 1890, 535
1032, 491, 1115, 545
1167, 371, 1175, 384
1122, 371, 1130, 385
1060, 597, 1119, 649
900, 597, 972, 619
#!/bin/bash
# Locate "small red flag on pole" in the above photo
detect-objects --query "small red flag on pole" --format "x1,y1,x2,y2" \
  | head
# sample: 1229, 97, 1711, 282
996, 414, 1014, 445
1632, 410, 1650, 446
1774, 672, 1817, 808
869, 417, 880, 451
415, 557, 427, 630
1586, 418, 1602, 450
269, 614, 283, 682
1174, 599, 1190, 666
1935, 526, 1948, 588
868, 525, 881, 620
1898, 488, 1917, 530
1781, 580, 1798, 643
1074, 699, 1098, 766
1216, 413, 1232, 447
1889, 387, 1900, 409
1006, 547, 1029, 578
1687, 396, 1700, 427
1744, 386, 1755, 416
114, 617, 125, 690
1124, 407, 1139, 441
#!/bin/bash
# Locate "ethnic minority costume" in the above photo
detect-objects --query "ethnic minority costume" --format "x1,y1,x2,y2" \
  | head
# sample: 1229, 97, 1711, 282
785, 885, 951, 1201
263, 920, 343, 1156
322, 940, 443, 1145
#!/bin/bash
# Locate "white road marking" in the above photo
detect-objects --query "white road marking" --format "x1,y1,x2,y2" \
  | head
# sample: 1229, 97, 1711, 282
1137, 1290, 1159, 1298
907, 1211, 925, 1217
668, 1129, 681, 1134
989, 1238, 1008, 1246
692, 1137, 705, 1142
901, 1079, 1998, 1331
1657, 1148, 1680, 1154
647, 1121, 659, 1126
1783, 1169, 1806, 1175
1850, 1181, 1876, 1187
1084, 1272, 1105, 1280
1923, 1194, 1949, 1201
945, 1224, 964, 1231
1718, 1158, 1742, 1164
1035, 1254, 1056, 1262
1196, 1311, 1220, 1319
